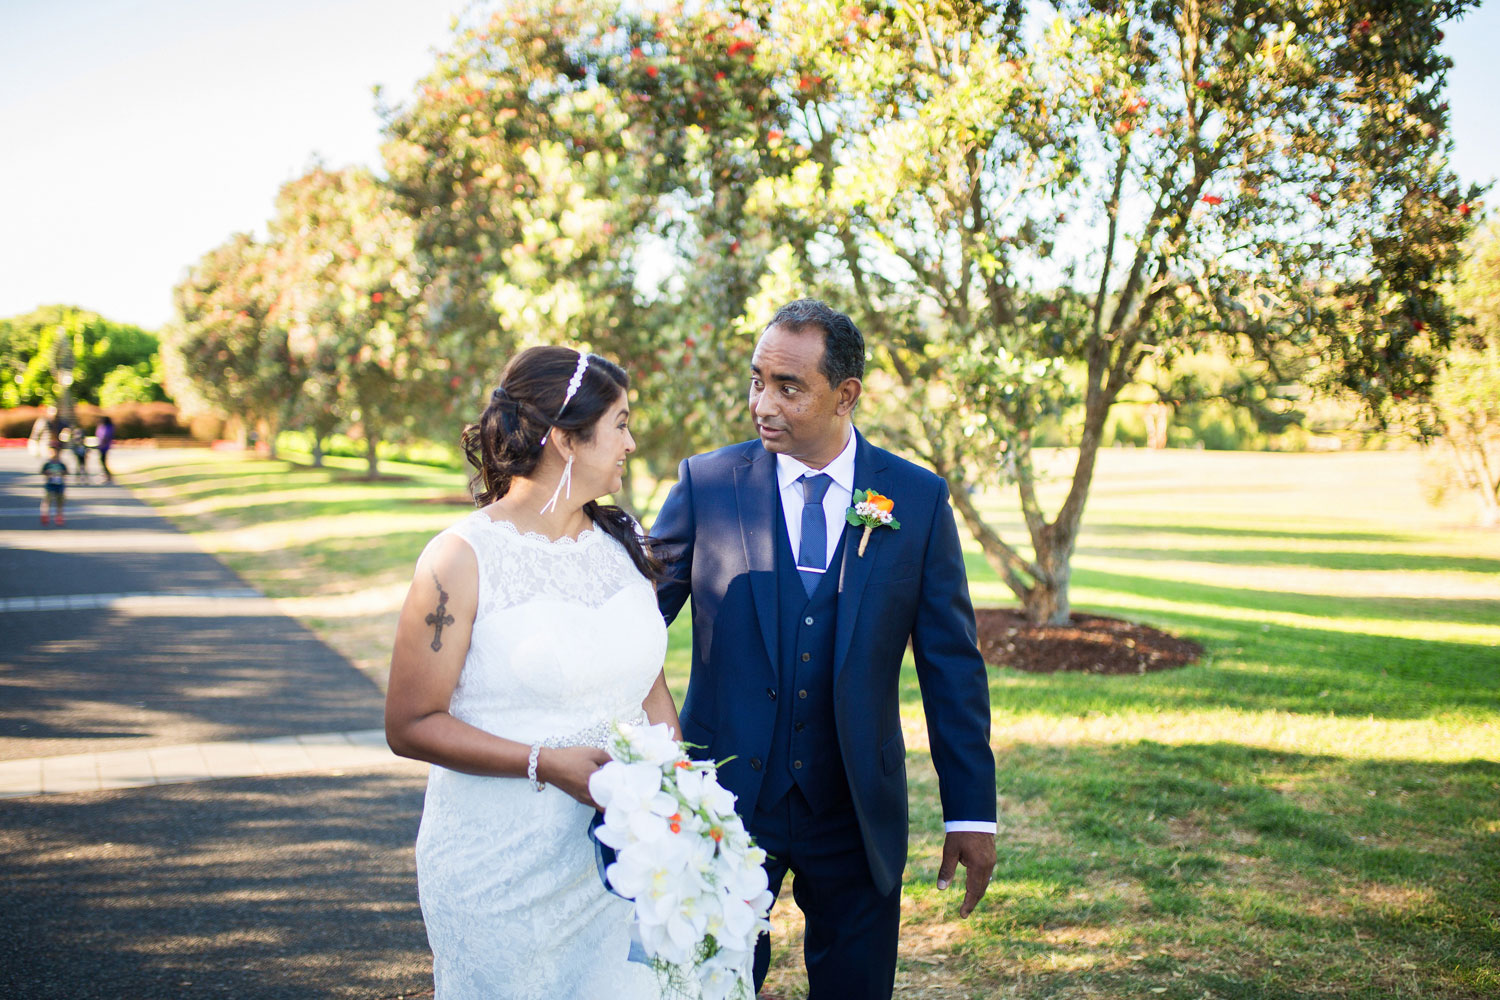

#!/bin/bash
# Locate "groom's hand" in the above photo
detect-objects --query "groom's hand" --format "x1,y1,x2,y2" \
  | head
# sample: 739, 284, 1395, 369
936, 831, 996, 918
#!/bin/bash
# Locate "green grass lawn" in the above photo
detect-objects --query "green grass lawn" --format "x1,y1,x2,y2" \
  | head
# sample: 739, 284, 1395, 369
114, 445, 1499, 999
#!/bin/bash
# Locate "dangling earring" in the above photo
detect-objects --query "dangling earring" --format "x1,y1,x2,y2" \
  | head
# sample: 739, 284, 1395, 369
539, 454, 574, 515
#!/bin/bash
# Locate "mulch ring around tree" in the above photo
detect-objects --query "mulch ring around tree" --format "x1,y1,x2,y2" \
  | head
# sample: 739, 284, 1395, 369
976, 608, 1202, 675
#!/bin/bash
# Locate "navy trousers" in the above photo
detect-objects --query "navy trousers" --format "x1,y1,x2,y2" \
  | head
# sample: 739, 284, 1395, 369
749, 787, 901, 999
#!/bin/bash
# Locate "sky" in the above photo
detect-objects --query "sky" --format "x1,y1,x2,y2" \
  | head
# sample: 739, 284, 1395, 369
1, 0, 1497, 332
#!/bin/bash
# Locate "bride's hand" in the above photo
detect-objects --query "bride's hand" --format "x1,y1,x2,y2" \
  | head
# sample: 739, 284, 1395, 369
536, 746, 613, 808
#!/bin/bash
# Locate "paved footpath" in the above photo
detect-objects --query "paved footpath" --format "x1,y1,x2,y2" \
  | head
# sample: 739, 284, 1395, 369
0, 447, 433, 999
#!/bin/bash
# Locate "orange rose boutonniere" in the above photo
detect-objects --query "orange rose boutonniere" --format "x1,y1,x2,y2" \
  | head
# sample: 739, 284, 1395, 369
846, 488, 900, 556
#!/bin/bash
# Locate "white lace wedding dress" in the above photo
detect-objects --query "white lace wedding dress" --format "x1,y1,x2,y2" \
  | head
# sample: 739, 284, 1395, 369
415, 511, 667, 999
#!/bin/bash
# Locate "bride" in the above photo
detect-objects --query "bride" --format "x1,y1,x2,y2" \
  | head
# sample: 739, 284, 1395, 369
386, 346, 679, 999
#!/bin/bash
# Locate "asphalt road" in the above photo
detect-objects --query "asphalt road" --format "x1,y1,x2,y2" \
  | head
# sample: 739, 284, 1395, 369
0, 446, 433, 999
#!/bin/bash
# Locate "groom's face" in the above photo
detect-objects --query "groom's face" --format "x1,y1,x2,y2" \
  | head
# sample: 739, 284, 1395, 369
749, 323, 860, 469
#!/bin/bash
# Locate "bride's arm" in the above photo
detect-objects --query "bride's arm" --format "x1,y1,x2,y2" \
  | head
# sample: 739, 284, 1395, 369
641, 669, 682, 740
385, 534, 607, 804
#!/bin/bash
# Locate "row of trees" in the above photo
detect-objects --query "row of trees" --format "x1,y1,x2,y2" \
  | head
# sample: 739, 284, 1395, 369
1, 305, 168, 410
164, 0, 1482, 622
163, 168, 431, 468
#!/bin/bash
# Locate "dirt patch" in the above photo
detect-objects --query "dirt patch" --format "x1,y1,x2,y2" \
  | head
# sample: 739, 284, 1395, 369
976, 609, 1202, 675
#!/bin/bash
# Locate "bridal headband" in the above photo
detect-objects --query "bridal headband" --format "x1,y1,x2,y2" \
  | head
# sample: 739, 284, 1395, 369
539, 352, 590, 448
538, 352, 591, 515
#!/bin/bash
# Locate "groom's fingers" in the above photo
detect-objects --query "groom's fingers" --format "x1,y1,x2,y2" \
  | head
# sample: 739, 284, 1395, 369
935, 838, 960, 890
937, 832, 996, 918
958, 858, 992, 918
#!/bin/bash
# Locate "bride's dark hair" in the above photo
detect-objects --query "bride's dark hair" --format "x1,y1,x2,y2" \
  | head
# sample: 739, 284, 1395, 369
461, 345, 668, 583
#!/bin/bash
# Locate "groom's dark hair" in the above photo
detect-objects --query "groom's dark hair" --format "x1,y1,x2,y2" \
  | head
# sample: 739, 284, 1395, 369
767, 298, 865, 387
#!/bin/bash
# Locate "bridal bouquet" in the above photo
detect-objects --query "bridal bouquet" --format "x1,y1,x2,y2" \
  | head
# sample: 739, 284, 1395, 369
589, 722, 774, 1000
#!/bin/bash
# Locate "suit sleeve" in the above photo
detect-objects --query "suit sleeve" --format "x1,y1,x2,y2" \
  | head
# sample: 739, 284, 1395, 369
910, 478, 997, 824
650, 458, 695, 626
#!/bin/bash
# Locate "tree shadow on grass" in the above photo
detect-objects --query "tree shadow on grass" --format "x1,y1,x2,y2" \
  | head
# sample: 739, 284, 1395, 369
1081, 521, 1429, 545
997, 624, 1495, 721
1074, 544, 1500, 575
945, 585, 1497, 721
0, 770, 431, 1000
900, 744, 1499, 999
1071, 567, 1500, 628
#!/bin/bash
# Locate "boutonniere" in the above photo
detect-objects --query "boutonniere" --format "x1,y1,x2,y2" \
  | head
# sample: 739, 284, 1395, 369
846, 488, 900, 556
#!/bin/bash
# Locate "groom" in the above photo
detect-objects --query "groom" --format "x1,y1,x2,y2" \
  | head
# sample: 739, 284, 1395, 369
652, 299, 997, 997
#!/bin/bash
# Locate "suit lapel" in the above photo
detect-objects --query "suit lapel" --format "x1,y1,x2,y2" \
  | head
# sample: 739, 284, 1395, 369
834, 432, 890, 679
734, 443, 780, 673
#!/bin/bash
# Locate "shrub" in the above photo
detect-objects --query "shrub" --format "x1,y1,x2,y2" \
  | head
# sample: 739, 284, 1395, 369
0, 406, 43, 438
103, 402, 184, 439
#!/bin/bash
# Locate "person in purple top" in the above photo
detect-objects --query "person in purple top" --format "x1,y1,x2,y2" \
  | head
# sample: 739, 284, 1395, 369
95, 415, 116, 482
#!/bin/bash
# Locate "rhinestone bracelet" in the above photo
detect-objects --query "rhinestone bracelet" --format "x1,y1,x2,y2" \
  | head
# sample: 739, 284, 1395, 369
527, 743, 544, 792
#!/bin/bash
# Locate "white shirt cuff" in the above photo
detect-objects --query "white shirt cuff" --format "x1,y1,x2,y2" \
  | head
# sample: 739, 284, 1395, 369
944, 821, 997, 834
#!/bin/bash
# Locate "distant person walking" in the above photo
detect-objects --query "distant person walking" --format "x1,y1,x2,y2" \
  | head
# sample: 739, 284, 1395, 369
40, 445, 68, 526
63, 426, 88, 479
27, 405, 62, 457
95, 415, 115, 482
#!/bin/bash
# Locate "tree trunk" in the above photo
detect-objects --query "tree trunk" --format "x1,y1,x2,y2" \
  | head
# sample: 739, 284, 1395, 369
365, 429, 379, 480
311, 434, 324, 468
613, 461, 643, 522
1020, 371, 1119, 626
259, 417, 279, 459
1021, 570, 1069, 626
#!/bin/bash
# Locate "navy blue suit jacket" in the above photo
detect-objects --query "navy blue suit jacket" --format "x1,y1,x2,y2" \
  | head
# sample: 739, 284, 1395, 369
652, 431, 996, 895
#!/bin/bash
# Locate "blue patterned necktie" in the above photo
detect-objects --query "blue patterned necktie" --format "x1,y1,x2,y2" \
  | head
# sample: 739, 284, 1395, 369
797, 473, 832, 596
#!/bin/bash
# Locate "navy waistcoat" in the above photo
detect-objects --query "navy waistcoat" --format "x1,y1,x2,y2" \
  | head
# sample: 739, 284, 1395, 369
758, 498, 849, 813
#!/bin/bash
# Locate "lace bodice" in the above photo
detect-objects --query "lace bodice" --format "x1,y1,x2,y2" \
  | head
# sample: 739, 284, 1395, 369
438, 510, 667, 744
415, 509, 669, 999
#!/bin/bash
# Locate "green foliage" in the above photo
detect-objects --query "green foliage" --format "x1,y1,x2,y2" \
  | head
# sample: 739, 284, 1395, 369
98, 357, 168, 407
1426, 218, 1500, 522
639, 0, 1478, 622
377, 0, 1477, 620
381, 0, 796, 504
268, 165, 432, 476
0, 305, 166, 408
161, 233, 302, 451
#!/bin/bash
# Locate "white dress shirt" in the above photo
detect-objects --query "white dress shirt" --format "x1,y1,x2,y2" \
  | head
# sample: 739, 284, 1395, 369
773, 429, 996, 837
775, 429, 857, 573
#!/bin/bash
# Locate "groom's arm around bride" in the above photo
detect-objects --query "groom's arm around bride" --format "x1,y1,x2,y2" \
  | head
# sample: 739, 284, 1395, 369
650, 298, 997, 999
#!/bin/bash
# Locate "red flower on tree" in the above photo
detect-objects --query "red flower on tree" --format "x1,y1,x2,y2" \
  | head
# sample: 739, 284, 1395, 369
646, 65, 659, 78
371, 292, 384, 303
1201, 194, 1223, 206
1458, 203, 1472, 217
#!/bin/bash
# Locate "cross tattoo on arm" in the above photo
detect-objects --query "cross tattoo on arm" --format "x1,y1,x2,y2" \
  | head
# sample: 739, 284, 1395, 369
425, 571, 456, 652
